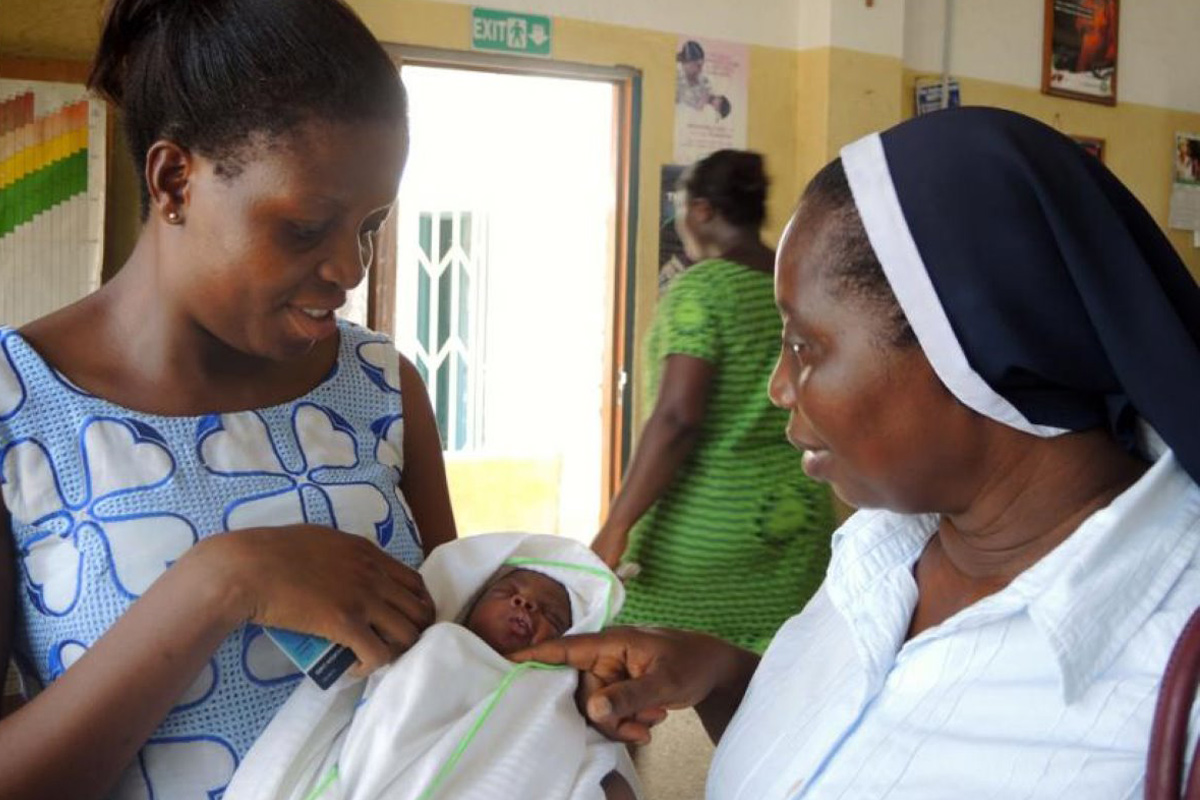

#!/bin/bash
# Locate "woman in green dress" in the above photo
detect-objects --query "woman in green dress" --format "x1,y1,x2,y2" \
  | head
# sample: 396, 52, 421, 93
592, 150, 833, 653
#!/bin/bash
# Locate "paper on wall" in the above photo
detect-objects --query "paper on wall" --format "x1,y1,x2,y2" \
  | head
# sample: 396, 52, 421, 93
673, 36, 748, 165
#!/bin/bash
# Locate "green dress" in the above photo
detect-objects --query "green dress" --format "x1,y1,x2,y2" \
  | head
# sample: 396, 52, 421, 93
616, 259, 833, 653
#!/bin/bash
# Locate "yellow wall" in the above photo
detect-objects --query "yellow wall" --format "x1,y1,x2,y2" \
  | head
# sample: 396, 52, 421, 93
795, 48, 831, 197
826, 49, 905, 160
0, 0, 100, 61
444, 455, 562, 534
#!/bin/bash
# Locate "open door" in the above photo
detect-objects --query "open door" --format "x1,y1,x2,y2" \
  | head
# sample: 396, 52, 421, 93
355, 47, 639, 541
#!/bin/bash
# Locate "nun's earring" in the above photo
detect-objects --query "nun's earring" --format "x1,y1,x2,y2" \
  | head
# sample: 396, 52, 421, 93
165, 210, 182, 225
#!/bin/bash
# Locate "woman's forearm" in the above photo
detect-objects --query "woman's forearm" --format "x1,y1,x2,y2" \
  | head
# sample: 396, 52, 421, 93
595, 354, 713, 565
599, 409, 704, 543
0, 536, 247, 800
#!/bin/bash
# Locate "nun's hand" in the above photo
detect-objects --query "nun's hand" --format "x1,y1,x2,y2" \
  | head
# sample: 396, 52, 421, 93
573, 665, 668, 744
511, 626, 756, 745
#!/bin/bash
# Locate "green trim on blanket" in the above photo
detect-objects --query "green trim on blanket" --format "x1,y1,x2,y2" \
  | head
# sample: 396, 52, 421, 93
417, 660, 566, 800
303, 763, 339, 800
502, 557, 621, 626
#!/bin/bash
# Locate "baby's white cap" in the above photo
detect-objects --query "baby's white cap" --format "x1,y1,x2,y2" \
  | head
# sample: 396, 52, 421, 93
420, 533, 624, 636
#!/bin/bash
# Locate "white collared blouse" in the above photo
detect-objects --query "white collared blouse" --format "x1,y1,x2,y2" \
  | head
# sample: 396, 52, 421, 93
710, 450, 1200, 799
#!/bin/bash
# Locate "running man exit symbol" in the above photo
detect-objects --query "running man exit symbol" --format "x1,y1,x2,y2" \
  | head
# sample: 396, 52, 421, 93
507, 19, 526, 49
471, 8, 553, 57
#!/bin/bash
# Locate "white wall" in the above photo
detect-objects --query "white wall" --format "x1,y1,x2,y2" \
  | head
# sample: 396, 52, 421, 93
903, 0, 1200, 113
420, 0, 804, 49
796, 0, 833, 50
831, 0, 906, 58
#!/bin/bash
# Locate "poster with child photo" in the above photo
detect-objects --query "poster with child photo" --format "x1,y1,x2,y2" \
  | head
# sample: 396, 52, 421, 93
674, 36, 747, 164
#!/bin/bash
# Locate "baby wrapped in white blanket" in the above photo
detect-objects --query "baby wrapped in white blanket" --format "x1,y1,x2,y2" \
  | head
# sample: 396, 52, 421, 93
224, 533, 640, 800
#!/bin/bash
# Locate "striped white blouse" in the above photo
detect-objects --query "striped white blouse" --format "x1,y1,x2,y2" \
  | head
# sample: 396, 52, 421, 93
709, 450, 1200, 799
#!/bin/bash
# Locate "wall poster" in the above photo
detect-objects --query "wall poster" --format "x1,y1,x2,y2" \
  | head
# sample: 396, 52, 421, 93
1041, 0, 1119, 105
673, 36, 748, 165
1169, 132, 1200, 233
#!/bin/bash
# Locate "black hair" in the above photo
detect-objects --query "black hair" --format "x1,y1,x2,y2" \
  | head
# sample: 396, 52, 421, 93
677, 40, 705, 62
681, 149, 768, 229
88, 0, 407, 218
800, 158, 916, 348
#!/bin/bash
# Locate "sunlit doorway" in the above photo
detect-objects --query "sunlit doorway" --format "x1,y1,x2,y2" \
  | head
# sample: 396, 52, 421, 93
372, 60, 636, 543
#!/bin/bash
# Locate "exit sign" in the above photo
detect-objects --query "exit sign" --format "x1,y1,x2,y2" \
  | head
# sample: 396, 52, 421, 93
471, 8, 552, 57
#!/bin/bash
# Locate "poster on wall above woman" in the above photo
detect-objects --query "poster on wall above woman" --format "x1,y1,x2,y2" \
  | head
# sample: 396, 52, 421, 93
0, 76, 107, 327
674, 36, 747, 164
1041, 0, 1119, 105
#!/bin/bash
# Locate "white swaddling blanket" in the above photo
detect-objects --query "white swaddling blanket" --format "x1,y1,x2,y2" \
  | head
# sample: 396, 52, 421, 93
224, 533, 637, 800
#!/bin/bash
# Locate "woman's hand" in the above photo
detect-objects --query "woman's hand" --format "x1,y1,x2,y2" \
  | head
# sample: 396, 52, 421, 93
511, 626, 759, 745
196, 524, 435, 674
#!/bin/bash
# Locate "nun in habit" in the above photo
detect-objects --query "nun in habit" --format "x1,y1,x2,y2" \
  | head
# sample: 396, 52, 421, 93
515, 107, 1200, 799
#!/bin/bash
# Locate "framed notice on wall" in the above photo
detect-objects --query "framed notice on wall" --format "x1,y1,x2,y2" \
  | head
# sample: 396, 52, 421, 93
1070, 135, 1106, 162
0, 72, 107, 327
1042, 0, 1119, 105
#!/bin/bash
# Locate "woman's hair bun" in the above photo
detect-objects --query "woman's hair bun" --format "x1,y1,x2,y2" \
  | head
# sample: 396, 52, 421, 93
85, 0, 405, 219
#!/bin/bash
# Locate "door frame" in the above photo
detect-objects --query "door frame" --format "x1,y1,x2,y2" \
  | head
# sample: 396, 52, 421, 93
376, 44, 641, 513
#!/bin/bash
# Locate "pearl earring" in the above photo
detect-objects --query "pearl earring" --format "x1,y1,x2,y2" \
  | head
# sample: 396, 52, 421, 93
166, 210, 181, 224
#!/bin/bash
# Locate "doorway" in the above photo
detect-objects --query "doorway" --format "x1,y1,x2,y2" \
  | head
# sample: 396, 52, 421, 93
365, 56, 639, 543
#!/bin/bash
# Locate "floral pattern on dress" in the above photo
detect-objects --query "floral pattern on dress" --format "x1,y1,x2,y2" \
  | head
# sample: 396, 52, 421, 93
357, 341, 401, 395
198, 403, 393, 545
111, 735, 238, 800
1, 417, 197, 614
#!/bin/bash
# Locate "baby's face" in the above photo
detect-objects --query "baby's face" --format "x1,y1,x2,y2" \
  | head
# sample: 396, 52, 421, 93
466, 569, 572, 655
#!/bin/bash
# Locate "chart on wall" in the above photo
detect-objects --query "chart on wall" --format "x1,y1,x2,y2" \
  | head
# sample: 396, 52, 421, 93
673, 36, 747, 165
1169, 131, 1200, 247
0, 78, 107, 327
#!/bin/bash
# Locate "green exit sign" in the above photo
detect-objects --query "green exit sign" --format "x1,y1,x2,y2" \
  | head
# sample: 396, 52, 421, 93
471, 7, 552, 57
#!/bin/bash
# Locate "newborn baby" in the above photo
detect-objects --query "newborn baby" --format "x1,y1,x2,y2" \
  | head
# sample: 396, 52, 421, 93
225, 533, 639, 800
464, 566, 573, 654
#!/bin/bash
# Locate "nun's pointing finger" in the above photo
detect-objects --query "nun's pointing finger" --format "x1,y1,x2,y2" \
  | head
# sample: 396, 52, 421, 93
511, 631, 637, 683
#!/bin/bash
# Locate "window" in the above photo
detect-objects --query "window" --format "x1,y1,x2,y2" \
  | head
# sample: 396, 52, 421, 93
400, 209, 487, 451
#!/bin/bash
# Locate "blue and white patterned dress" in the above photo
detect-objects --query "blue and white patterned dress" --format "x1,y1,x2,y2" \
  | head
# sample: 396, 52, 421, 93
0, 320, 424, 799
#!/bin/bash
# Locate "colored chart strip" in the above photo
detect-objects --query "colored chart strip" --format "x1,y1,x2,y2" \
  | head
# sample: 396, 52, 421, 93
0, 92, 34, 136
0, 101, 88, 161
0, 150, 88, 236
0, 128, 88, 188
